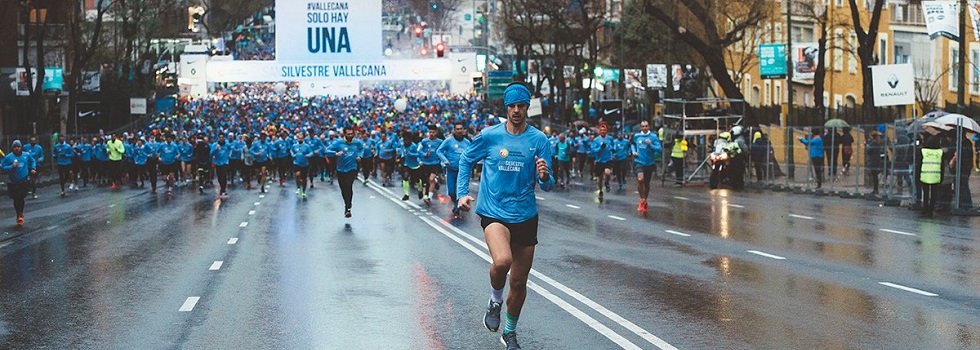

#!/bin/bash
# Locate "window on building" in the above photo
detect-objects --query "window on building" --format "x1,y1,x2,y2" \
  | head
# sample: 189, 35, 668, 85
878, 35, 888, 65
834, 29, 844, 71
848, 31, 858, 74
972, 48, 980, 94
764, 81, 772, 106
951, 47, 960, 92
774, 81, 782, 105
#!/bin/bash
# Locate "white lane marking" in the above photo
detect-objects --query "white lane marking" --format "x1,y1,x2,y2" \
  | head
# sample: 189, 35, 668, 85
788, 214, 814, 220
179, 297, 200, 312
727, 204, 745, 208
880, 229, 915, 236
45, 225, 58, 231
608, 215, 626, 221
419, 216, 649, 350
370, 196, 376, 199
259, 195, 265, 198
227, 238, 238, 245
879, 282, 938, 297
109, 204, 116, 208
672, 196, 689, 201
248, 210, 256, 215
566, 204, 581, 209
254, 202, 261, 206
239, 222, 248, 228
665, 230, 691, 237
536, 196, 545, 200
747, 250, 787, 260
368, 182, 674, 349
209, 261, 223, 271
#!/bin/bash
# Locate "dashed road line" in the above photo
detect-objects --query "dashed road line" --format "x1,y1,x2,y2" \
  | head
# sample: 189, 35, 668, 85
227, 238, 238, 245
880, 228, 915, 236
566, 204, 581, 209
608, 215, 626, 221
254, 202, 261, 206
879, 282, 938, 297
788, 214, 814, 220
45, 225, 58, 231
259, 195, 265, 198
665, 230, 691, 237
747, 250, 786, 260
209, 261, 223, 271
727, 204, 745, 208
672, 196, 689, 201
248, 210, 256, 215
109, 204, 116, 208
368, 181, 675, 350
179, 297, 200, 312
239, 222, 248, 228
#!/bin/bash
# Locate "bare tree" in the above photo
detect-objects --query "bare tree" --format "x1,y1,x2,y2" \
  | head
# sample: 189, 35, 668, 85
845, 0, 886, 119
65, 0, 112, 133
915, 62, 951, 113
641, 0, 768, 99
407, 0, 464, 31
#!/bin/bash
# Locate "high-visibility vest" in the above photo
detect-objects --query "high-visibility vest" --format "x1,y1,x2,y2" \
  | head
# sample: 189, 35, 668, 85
671, 139, 687, 158
920, 148, 943, 185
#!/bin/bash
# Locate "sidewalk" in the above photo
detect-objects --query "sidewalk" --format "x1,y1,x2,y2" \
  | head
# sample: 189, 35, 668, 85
745, 166, 980, 216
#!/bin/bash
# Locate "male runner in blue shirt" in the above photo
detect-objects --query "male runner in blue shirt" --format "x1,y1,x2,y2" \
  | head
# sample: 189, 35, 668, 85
457, 83, 553, 350
631, 120, 662, 213
326, 128, 365, 217
437, 121, 471, 218
2, 140, 37, 225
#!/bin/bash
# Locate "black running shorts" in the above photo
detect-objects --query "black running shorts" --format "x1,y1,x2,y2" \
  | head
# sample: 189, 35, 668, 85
479, 215, 539, 246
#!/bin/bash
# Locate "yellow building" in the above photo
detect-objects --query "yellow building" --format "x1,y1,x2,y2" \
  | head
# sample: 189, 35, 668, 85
726, 1, 949, 115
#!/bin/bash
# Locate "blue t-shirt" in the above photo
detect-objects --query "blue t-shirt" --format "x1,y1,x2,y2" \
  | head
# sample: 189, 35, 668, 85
613, 138, 630, 161
326, 138, 365, 173
78, 143, 93, 162
159, 142, 180, 164
210, 142, 231, 166
53, 142, 76, 165
2, 152, 37, 184
290, 142, 314, 167
632, 132, 662, 166
437, 136, 471, 170
555, 140, 571, 162
591, 135, 614, 163
457, 124, 554, 224
418, 137, 443, 166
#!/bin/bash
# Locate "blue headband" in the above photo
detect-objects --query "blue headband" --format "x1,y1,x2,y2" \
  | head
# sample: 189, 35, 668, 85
504, 84, 531, 107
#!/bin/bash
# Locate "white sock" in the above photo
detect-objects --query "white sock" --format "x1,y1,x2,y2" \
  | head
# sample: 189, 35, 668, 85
490, 287, 504, 303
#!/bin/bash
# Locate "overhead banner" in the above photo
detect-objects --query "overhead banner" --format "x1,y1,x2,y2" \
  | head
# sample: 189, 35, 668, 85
646, 64, 667, 89
206, 59, 454, 82
792, 43, 818, 80
871, 64, 915, 107
276, 0, 383, 63
923, 1, 960, 40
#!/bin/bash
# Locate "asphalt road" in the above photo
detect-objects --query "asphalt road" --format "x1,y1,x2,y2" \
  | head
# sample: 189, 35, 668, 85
0, 173, 978, 349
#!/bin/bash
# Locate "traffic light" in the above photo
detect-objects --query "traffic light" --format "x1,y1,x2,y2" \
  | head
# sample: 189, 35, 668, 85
436, 43, 445, 57
415, 26, 423, 37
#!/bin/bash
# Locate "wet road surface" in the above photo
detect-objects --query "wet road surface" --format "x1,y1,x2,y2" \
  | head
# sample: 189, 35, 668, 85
0, 174, 978, 349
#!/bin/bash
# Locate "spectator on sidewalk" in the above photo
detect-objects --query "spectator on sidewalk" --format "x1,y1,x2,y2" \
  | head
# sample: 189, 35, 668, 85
866, 131, 888, 195
800, 129, 825, 189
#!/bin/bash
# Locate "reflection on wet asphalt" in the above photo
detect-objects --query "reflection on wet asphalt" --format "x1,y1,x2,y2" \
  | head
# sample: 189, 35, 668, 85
0, 178, 977, 349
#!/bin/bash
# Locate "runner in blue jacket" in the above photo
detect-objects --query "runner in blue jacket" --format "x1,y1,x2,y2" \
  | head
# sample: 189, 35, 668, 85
457, 83, 553, 349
